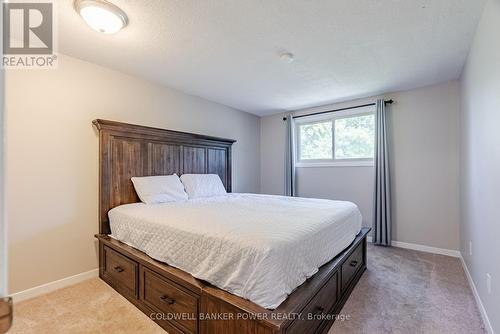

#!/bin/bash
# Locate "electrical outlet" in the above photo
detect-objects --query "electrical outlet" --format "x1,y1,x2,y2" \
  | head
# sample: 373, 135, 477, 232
486, 273, 492, 295
469, 241, 472, 256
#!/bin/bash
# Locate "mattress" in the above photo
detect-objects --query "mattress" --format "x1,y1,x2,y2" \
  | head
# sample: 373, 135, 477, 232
109, 193, 362, 309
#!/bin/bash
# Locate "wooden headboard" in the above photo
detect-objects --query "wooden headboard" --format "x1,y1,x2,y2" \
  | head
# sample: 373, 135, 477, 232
93, 119, 235, 234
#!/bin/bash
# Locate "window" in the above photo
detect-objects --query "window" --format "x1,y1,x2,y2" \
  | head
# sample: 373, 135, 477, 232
298, 120, 333, 160
295, 106, 375, 167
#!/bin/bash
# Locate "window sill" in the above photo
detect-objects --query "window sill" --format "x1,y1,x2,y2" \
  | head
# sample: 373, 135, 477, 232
295, 161, 374, 168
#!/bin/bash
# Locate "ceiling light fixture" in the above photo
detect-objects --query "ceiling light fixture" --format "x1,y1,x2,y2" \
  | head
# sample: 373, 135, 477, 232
74, 0, 128, 34
280, 52, 294, 63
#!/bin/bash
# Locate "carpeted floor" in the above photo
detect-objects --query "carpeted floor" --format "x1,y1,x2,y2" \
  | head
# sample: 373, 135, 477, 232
329, 244, 485, 334
9, 244, 485, 334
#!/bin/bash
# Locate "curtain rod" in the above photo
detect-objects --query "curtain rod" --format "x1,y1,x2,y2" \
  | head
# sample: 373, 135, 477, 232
282, 99, 394, 121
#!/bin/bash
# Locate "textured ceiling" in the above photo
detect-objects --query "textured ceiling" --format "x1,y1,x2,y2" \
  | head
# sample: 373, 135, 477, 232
58, 0, 486, 116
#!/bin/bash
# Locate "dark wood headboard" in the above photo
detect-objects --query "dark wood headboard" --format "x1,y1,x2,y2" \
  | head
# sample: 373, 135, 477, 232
93, 119, 235, 234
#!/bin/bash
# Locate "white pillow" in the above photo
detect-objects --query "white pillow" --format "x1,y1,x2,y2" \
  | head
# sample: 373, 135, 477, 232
131, 174, 188, 204
180, 174, 227, 199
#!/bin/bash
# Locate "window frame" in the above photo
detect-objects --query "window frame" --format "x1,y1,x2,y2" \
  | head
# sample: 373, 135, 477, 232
294, 106, 376, 168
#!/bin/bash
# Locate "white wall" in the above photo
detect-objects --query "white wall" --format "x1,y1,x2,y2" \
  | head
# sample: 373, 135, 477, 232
297, 167, 374, 228
386, 81, 460, 250
260, 114, 286, 195
5, 54, 261, 293
260, 81, 461, 250
460, 0, 500, 331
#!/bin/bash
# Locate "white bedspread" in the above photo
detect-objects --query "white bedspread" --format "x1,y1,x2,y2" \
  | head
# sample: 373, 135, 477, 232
109, 193, 362, 309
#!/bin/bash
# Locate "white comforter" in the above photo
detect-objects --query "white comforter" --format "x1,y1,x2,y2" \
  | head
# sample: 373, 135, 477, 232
109, 193, 362, 309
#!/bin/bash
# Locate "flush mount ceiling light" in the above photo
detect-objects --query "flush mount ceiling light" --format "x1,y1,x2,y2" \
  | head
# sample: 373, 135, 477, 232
74, 0, 128, 34
280, 52, 294, 63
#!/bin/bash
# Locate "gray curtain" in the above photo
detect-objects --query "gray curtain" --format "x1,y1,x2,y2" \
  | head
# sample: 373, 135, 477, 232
284, 114, 296, 196
373, 99, 391, 246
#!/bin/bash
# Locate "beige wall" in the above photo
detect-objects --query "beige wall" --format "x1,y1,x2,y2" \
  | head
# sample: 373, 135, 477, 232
0, 66, 5, 296
0, 2, 6, 294
260, 81, 460, 250
5, 54, 261, 293
460, 0, 499, 331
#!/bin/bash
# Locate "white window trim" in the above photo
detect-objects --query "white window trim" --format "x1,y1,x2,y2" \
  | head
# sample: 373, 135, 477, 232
294, 105, 375, 168
296, 160, 374, 168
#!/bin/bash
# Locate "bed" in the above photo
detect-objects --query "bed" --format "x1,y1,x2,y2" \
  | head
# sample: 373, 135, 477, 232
93, 119, 370, 334
109, 193, 362, 309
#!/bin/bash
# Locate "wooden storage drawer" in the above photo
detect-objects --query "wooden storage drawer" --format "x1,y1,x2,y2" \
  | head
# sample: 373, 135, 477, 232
102, 245, 138, 298
286, 272, 338, 334
341, 242, 364, 291
141, 267, 198, 334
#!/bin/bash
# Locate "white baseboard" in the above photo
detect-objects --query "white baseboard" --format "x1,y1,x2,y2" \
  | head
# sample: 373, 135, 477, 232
366, 236, 461, 258
10, 268, 99, 303
460, 255, 495, 334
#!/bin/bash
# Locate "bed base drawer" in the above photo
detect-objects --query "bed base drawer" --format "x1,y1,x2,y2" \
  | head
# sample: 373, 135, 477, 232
140, 267, 199, 334
101, 245, 139, 298
286, 272, 338, 334
341, 241, 364, 292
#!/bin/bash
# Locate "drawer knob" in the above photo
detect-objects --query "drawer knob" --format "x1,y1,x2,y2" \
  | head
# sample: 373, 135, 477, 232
313, 306, 324, 315
160, 295, 176, 305
113, 266, 124, 273
349, 260, 358, 267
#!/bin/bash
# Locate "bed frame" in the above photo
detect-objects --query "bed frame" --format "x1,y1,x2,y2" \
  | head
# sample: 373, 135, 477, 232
93, 119, 370, 334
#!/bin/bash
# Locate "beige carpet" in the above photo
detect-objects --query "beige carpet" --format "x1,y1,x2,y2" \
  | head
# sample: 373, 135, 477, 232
8, 245, 484, 334
329, 244, 485, 333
